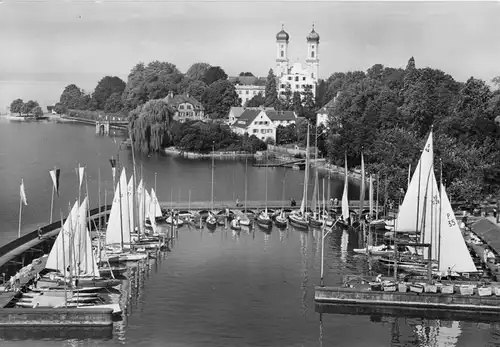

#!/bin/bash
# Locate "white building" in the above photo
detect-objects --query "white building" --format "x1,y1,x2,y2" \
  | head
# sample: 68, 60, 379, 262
229, 109, 298, 142
228, 106, 275, 125
275, 25, 320, 98
316, 93, 341, 128
235, 85, 266, 106
230, 109, 276, 142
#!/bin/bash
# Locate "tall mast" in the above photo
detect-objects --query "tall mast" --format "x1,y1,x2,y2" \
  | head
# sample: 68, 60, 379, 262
265, 151, 268, 214
244, 155, 248, 213
211, 142, 215, 211
438, 159, 443, 270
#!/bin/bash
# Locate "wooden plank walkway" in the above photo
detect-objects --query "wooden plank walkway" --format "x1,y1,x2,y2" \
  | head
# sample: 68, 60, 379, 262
158, 200, 378, 211
0, 256, 48, 308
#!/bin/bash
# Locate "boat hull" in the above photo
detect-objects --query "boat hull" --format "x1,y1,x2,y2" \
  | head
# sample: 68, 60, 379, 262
288, 215, 309, 230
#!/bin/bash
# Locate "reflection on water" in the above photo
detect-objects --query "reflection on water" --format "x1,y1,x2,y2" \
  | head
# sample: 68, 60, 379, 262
0, 326, 113, 341
300, 232, 308, 320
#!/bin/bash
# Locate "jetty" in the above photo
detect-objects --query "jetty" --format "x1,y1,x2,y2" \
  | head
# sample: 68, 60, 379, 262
0, 205, 113, 326
159, 200, 377, 212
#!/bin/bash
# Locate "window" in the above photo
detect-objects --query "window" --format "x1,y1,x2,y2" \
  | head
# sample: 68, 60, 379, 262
312, 45, 315, 49
264, 121, 268, 125
186, 105, 192, 109
253, 129, 258, 133
281, 84, 285, 88
288, 77, 292, 81
281, 51, 284, 57
302, 77, 306, 81
311, 51, 315, 58
261, 129, 265, 134
295, 76, 299, 82
246, 91, 249, 94
179, 105, 184, 109
312, 73, 315, 79
296, 84, 299, 89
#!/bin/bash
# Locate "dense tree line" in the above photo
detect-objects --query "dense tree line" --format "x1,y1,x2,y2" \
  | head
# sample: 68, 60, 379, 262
170, 120, 267, 153
322, 57, 500, 203
53, 56, 500, 204
9, 99, 43, 117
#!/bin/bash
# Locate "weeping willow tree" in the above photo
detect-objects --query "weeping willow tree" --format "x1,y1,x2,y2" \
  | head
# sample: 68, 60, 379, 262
128, 99, 174, 153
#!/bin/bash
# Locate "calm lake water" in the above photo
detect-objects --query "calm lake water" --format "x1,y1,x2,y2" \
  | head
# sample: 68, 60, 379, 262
0, 117, 498, 347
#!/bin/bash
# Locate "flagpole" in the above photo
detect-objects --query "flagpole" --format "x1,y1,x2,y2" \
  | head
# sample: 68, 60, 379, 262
18, 188, 23, 238
50, 186, 55, 224
49, 166, 57, 224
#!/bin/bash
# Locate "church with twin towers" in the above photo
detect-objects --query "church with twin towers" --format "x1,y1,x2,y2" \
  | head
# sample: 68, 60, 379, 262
275, 24, 320, 98
233, 24, 320, 106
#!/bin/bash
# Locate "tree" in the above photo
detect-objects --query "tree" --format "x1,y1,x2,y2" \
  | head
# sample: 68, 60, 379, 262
281, 84, 293, 110
31, 106, 44, 118
53, 102, 67, 115
60, 84, 90, 110
186, 62, 211, 80
122, 61, 182, 110
245, 92, 265, 107
201, 80, 241, 118
185, 80, 207, 101
10, 99, 23, 116
239, 72, 254, 77
203, 66, 228, 85
104, 92, 124, 113
128, 99, 175, 153
264, 69, 278, 107
302, 85, 316, 120
91, 76, 126, 110
292, 91, 303, 116
20, 100, 39, 115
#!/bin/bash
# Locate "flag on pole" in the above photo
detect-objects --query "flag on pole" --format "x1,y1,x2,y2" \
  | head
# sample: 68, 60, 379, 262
78, 166, 85, 189
110, 158, 117, 182
20, 179, 28, 206
49, 168, 61, 197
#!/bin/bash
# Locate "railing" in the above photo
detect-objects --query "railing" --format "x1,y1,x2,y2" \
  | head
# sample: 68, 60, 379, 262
0, 205, 111, 258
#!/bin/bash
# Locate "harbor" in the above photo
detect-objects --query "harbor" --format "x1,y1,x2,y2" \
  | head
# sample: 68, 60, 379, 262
0, 119, 499, 344
314, 128, 500, 322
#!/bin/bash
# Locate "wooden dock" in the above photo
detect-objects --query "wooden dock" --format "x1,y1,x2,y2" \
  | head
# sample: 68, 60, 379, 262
158, 200, 376, 211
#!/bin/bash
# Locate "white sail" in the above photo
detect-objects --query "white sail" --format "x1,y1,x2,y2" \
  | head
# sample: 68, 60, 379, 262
149, 190, 159, 233
396, 130, 436, 233
105, 168, 131, 246
46, 201, 79, 275
420, 165, 440, 260
300, 125, 310, 215
341, 156, 349, 221
368, 175, 374, 216
145, 189, 152, 220
127, 176, 135, 233
150, 188, 162, 218
438, 184, 477, 273
73, 197, 100, 277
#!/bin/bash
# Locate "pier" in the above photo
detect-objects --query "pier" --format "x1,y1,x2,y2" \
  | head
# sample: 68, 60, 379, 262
60, 115, 128, 134
0, 205, 113, 326
158, 200, 377, 212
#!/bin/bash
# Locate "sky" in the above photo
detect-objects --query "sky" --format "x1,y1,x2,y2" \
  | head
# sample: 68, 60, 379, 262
0, 0, 499, 108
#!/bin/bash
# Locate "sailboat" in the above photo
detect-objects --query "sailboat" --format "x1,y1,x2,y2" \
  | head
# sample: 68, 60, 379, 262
308, 169, 324, 229
337, 153, 350, 228
289, 123, 310, 230
235, 156, 252, 226
256, 152, 272, 230
41, 198, 120, 289
103, 168, 147, 262
378, 128, 478, 277
206, 148, 217, 230
274, 172, 288, 229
